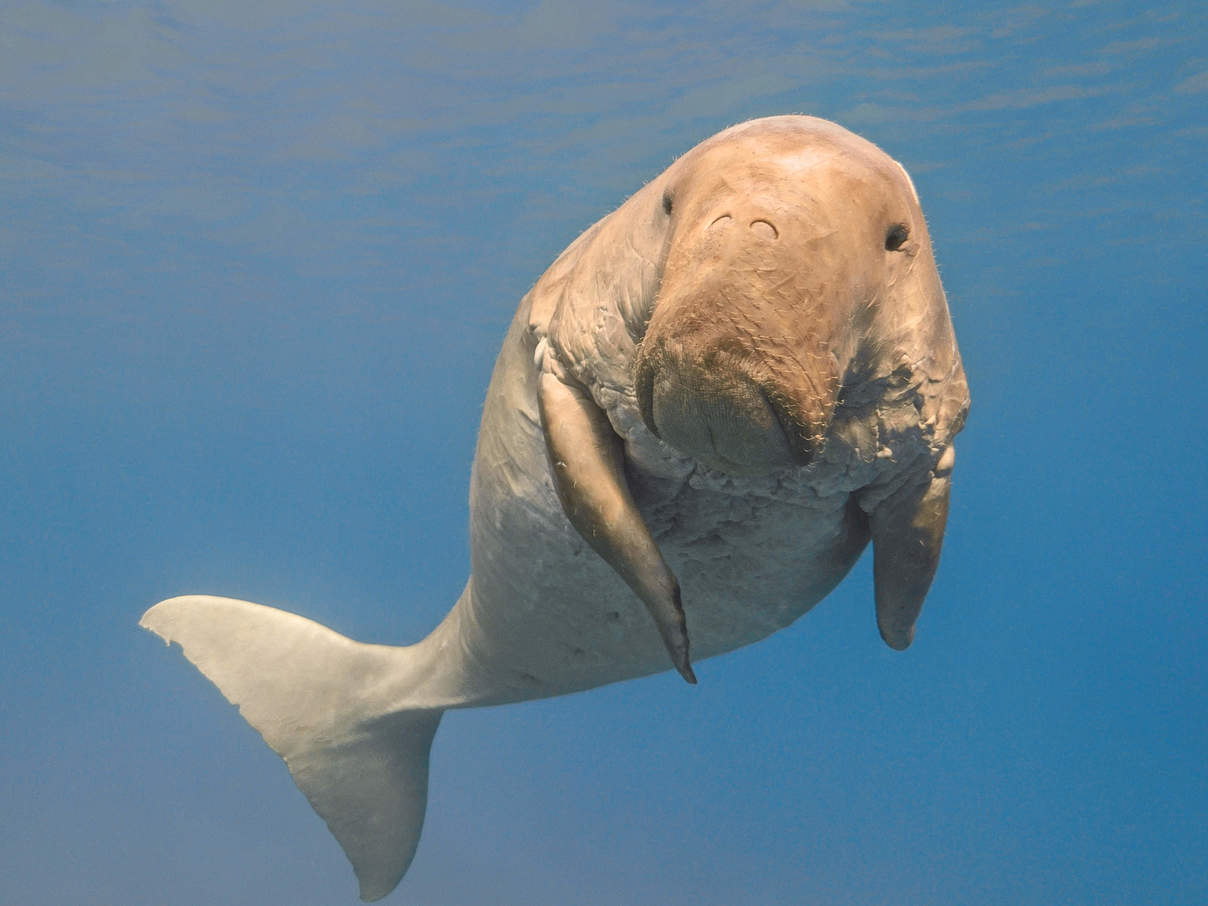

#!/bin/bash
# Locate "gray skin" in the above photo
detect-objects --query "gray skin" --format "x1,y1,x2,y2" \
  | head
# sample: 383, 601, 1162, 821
415, 114, 971, 701
139, 115, 970, 900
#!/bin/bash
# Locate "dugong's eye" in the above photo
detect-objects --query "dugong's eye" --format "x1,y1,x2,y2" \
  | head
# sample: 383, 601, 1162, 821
885, 223, 910, 251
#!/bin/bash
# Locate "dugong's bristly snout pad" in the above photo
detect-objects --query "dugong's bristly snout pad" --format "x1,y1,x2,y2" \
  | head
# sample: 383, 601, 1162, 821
141, 115, 969, 901
633, 331, 829, 473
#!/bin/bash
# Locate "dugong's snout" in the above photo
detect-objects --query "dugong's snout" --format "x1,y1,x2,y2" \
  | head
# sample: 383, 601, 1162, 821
633, 330, 835, 474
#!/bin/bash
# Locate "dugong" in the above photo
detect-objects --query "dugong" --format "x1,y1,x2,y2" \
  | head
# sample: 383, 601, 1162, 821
141, 115, 970, 901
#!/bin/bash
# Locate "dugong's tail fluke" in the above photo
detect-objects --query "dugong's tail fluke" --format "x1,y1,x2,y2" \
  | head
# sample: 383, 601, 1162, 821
140, 595, 443, 901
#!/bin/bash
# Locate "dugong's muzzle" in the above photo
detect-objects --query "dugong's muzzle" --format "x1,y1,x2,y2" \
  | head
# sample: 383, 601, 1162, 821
634, 330, 834, 475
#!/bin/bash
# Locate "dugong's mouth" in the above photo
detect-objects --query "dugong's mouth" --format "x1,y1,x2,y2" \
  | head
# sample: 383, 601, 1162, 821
634, 350, 814, 476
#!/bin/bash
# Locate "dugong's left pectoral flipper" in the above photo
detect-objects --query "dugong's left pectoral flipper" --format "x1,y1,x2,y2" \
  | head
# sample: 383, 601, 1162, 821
866, 445, 956, 650
537, 366, 696, 684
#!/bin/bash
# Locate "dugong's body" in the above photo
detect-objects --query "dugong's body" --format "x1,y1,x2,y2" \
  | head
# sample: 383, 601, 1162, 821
142, 116, 969, 900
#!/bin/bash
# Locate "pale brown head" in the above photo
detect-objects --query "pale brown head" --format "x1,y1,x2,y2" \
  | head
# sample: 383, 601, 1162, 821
631, 116, 966, 478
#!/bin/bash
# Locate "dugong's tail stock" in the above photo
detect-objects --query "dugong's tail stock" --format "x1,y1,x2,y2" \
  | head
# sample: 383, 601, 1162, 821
140, 595, 441, 902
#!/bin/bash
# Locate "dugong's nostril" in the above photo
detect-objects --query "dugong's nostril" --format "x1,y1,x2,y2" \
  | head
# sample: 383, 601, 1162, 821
706, 214, 732, 232
750, 219, 778, 240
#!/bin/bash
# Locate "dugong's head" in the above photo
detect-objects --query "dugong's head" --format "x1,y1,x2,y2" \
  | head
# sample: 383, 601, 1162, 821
633, 117, 967, 477
627, 116, 970, 648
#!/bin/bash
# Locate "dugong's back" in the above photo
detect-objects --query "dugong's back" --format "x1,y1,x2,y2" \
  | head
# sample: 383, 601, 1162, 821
140, 115, 969, 901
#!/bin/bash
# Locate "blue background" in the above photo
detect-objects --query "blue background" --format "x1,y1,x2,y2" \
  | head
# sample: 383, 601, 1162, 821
3, 1, 1205, 903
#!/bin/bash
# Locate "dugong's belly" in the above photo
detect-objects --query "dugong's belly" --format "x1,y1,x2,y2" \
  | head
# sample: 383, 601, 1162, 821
449, 315, 870, 703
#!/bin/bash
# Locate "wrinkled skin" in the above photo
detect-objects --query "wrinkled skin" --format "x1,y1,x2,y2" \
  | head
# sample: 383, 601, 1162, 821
525, 115, 970, 679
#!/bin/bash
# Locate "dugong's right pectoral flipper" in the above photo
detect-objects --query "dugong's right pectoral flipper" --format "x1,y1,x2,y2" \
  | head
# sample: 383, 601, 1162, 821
537, 366, 696, 684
